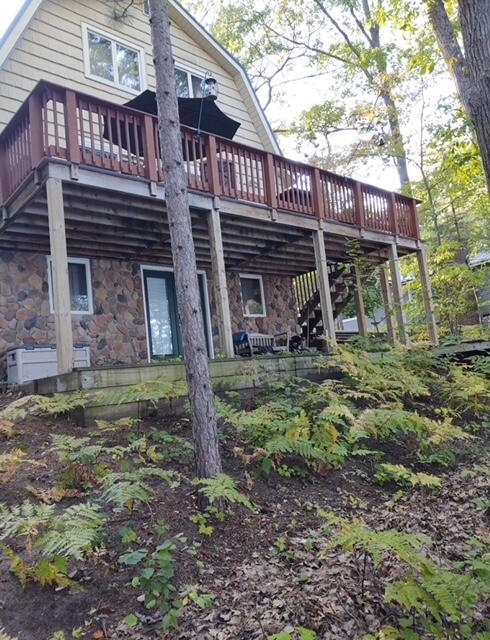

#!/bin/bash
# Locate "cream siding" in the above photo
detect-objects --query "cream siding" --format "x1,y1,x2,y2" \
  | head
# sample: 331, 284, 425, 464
0, 0, 266, 149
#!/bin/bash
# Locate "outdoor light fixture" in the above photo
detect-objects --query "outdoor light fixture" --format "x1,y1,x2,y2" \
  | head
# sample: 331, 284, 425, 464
201, 72, 218, 100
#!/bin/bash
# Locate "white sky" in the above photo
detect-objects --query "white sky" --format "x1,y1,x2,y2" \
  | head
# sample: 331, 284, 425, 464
0, 1, 23, 39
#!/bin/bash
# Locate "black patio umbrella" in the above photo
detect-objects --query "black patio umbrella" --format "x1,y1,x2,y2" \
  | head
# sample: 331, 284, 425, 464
102, 90, 241, 159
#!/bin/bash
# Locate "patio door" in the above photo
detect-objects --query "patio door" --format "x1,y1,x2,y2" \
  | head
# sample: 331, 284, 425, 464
142, 268, 211, 360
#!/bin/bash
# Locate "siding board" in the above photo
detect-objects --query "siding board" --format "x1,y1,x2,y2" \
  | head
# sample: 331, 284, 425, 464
0, 0, 265, 149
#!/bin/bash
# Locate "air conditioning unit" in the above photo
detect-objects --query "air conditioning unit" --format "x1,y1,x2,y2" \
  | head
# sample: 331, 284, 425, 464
6, 344, 91, 385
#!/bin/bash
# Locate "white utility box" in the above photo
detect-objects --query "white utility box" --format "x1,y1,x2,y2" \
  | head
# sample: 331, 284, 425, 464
6, 344, 91, 385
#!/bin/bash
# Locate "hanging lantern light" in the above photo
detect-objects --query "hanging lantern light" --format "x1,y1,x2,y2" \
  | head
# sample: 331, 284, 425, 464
201, 71, 218, 100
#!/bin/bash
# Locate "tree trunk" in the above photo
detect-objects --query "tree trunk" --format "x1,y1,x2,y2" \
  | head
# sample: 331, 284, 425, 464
427, 0, 490, 193
459, 0, 490, 193
380, 90, 411, 187
148, 0, 223, 480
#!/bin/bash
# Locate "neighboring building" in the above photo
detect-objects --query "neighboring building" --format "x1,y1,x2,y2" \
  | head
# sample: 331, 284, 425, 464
468, 251, 490, 325
0, 0, 437, 382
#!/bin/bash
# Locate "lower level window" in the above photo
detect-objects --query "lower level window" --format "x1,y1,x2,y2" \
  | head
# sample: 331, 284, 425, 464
47, 257, 93, 314
240, 274, 266, 317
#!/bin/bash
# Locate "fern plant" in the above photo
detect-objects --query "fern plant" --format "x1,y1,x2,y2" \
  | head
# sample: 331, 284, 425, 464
36, 503, 105, 560
92, 379, 187, 408
101, 467, 180, 509
375, 463, 442, 489
193, 474, 254, 511
0, 393, 86, 424
0, 448, 26, 484
0, 501, 55, 551
0, 545, 77, 591
0, 501, 105, 562
328, 517, 490, 638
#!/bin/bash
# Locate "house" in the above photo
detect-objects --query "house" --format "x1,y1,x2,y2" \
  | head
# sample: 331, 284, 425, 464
0, 0, 438, 384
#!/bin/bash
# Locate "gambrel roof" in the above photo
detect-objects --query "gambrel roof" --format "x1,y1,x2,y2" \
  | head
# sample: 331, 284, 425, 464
0, 0, 280, 153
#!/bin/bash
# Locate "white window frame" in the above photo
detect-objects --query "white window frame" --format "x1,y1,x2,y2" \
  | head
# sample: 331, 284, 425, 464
175, 65, 203, 98
81, 23, 146, 94
140, 265, 214, 361
46, 256, 94, 316
239, 273, 266, 318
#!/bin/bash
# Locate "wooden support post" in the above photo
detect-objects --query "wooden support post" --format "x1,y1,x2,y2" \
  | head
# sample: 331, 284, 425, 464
379, 263, 396, 345
142, 114, 157, 183
353, 181, 365, 228
207, 207, 234, 357
65, 89, 81, 166
313, 229, 337, 347
388, 192, 399, 236
206, 135, 222, 196
46, 177, 73, 374
311, 167, 325, 219
264, 152, 278, 210
416, 245, 438, 345
353, 264, 369, 337
388, 243, 410, 346
28, 92, 44, 168
411, 200, 421, 240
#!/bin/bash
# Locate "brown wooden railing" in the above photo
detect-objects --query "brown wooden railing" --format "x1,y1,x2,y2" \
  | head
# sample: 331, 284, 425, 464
0, 82, 420, 239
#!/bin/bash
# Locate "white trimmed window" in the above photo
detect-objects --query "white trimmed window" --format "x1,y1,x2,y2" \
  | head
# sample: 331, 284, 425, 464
240, 274, 266, 317
175, 68, 204, 98
47, 257, 94, 315
82, 24, 145, 93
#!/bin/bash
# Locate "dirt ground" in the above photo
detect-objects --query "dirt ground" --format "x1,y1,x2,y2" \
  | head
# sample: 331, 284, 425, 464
0, 395, 488, 640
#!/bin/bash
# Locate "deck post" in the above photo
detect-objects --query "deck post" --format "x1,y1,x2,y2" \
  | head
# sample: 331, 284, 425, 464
46, 177, 73, 374
28, 92, 44, 168
416, 245, 438, 345
207, 206, 234, 357
353, 264, 369, 337
353, 181, 365, 228
388, 243, 410, 346
65, 89, 81, 167
379, 264, 396, 345
313, 229, 337, 347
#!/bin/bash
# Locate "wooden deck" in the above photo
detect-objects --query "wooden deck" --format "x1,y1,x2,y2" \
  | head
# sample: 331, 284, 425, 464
0, 81, 420, 241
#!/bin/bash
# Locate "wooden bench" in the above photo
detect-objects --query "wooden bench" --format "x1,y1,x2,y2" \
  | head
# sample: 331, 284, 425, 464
233, 331, 290, 357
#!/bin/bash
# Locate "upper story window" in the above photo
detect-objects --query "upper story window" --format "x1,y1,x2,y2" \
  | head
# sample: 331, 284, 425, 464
82, 24, 145, 93
175, 68, 203, 98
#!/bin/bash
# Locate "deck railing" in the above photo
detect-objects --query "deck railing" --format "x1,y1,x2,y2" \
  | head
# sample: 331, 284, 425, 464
0, 82, 420, 239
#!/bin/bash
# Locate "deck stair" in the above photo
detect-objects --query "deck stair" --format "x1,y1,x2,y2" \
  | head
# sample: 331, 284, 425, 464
294, 266, 354, 337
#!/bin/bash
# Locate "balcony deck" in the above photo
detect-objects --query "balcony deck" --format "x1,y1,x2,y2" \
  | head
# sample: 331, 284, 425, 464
0, 81, 421, 259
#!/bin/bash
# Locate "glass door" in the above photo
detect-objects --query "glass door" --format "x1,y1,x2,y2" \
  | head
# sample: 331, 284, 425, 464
142, 269, 211, 360
143, 270, 181, 359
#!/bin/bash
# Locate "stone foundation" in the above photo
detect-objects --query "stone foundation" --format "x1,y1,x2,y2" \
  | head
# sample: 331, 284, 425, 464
226, 272, 298, 336
0, 252, 148, 377
0, 252, 298, 379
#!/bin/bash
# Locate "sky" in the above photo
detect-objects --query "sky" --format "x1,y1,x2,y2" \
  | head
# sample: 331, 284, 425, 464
0, 1, 23, 40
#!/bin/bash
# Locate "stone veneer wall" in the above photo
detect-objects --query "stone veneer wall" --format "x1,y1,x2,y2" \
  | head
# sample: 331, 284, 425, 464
226, 272, 298, 336
0, 252, 299, 378
0, 252, 148, 377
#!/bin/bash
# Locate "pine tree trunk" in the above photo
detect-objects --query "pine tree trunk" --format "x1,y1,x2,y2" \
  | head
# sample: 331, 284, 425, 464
459, 0, 490, 193
148, 0, 223, 480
